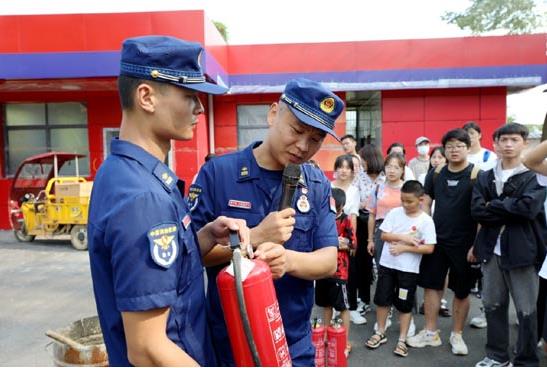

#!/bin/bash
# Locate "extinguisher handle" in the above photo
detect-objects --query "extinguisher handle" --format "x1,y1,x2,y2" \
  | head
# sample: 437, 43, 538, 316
229, 230, 241, 251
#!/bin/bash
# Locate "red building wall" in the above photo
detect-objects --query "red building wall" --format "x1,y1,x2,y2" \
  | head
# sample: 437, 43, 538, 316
382, 87, 506, 157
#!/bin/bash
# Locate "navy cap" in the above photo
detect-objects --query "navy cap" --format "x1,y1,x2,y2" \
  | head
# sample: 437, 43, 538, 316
280, 78, 344, 140
120, 35, 228, 95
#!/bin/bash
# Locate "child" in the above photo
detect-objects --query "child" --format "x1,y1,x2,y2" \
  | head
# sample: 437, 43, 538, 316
365, 180, 436, 357
315, 188, 355, 356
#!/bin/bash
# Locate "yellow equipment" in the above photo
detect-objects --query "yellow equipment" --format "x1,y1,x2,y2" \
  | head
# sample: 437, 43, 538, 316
10, 152, 92, 250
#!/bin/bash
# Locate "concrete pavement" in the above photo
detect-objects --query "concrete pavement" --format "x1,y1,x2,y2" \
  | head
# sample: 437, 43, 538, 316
0, 230, 545, 366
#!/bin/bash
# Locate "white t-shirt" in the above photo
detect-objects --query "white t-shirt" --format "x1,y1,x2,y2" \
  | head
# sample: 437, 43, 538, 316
378, 207, 437, 274
494, 168, 516, 256
331, 182, 360, 216
404, 166, 415, 182
467, 148, 497, 171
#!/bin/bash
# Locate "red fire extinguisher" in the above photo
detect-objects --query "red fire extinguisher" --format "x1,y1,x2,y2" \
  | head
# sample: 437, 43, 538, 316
217, 238, 292, 367
311, 318, 326, 367
327, 318, 347, 367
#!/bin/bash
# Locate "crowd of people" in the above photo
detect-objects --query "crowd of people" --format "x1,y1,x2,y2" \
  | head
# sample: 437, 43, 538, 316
87, 35, 546, 367
317, 123, 547, 366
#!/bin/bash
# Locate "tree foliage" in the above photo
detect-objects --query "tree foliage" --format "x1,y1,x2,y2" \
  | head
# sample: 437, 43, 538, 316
213, 21, 229, 42
442, 0, 545, 35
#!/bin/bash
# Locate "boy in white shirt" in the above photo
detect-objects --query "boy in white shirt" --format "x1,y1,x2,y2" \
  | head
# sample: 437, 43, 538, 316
365, 180, 436, 357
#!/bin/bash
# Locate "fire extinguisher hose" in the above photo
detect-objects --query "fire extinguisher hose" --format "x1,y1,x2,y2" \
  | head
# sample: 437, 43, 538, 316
230, 232, 262, 366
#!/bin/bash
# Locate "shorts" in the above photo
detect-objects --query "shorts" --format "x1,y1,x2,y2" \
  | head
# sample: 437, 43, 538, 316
373, 266, 418, 314
315, 278, 349, 312
418, 245, 474, 299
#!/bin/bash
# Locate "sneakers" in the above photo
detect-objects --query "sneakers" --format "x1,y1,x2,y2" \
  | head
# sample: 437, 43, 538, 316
373, 316, 392, 333
406, 329, 442, 348
470, 311, 487, 329
350, 310, 367, 325
475, 357, 511, 367
408, 318, 416, 337
449, 332, 469, 355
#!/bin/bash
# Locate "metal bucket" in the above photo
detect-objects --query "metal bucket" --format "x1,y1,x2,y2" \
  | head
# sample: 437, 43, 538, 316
46, 316, 108, 366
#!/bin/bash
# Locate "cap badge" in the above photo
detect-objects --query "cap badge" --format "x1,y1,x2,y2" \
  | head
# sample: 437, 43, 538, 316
320, 97, 335, 113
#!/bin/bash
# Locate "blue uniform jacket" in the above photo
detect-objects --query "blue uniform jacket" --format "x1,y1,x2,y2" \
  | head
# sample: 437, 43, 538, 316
88, 139, 216, 366
190, 142, 338, 366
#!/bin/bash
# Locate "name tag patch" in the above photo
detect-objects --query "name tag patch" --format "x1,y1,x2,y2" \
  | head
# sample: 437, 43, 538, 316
228, 199, 252, 210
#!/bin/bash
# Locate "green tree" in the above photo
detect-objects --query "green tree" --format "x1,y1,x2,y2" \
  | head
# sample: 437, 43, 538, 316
442, 0, 545, 35
213, 21, 229, 42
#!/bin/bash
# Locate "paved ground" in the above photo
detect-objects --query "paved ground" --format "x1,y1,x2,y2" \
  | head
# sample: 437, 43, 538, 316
0, 230, 545, 366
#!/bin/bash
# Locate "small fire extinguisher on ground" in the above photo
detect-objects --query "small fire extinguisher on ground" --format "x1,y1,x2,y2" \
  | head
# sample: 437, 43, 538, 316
217, 231, 292, 367
327, 318, 347, 367
311, 318, 325, 367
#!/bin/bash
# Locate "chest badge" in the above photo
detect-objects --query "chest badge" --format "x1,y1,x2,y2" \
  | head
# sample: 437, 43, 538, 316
147, 223, 179, 269
228, 199, 252, 210
297, 195, 310, 213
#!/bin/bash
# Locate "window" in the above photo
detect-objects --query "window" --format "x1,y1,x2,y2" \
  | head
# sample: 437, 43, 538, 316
4, 102, 89, 176
237, 105, 269, 149
103, 128, 120, 159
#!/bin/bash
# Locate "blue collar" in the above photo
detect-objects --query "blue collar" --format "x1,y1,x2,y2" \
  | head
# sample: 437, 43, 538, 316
110, 138, 179, 192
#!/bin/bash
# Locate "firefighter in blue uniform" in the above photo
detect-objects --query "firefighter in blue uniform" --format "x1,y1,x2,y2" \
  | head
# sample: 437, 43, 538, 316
190, 78, 345, 366
87, 35, 249, 366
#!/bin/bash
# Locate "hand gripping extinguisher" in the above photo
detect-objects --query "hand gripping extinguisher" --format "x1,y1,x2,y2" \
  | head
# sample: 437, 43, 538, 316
217, 231, 292, 367
311, 318, 326, 367
327, 318, 347, 367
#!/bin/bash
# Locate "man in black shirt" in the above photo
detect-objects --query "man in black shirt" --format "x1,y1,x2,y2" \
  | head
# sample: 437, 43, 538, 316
407, 129, 478, 356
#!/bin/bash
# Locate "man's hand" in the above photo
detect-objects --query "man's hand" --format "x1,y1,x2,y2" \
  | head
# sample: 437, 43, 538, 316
198, 216, 249, 256
367, 241, 375, 256
467, 246, 477, 263
253, 242, 288, 279
250, 208, 296, 246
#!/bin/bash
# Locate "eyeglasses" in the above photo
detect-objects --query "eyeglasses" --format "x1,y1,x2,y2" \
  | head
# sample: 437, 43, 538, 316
445, 144, 468, 151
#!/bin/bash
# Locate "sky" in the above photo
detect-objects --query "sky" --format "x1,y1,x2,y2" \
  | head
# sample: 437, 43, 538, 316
1, 0, 546, 125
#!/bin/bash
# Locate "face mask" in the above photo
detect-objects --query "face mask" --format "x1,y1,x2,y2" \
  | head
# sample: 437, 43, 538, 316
417, 145, 429, 156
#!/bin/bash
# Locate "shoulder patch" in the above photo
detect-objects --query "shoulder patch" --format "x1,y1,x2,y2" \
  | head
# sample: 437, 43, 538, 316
187, 184, 202, 212
148, 223, 179, 269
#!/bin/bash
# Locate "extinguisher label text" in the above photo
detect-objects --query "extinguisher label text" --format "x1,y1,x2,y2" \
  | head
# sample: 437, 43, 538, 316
264, 301, 292, 367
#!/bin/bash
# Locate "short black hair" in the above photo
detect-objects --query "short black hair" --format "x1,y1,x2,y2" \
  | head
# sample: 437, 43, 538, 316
462, 121, 481, 134
334, 154, 355, 172
493, 123, 529, 141
442, 128, 471, 148
117, 75, 167, 110
358, 144, 384, 176
341, 134, 356, 142
401, 180, 425, 197
387, 142, 406, 155
331, 187, 346, 211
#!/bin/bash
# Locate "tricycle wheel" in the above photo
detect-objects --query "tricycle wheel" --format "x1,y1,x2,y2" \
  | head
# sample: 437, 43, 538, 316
70, 225, 88, 251
14, 226, 35, 242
